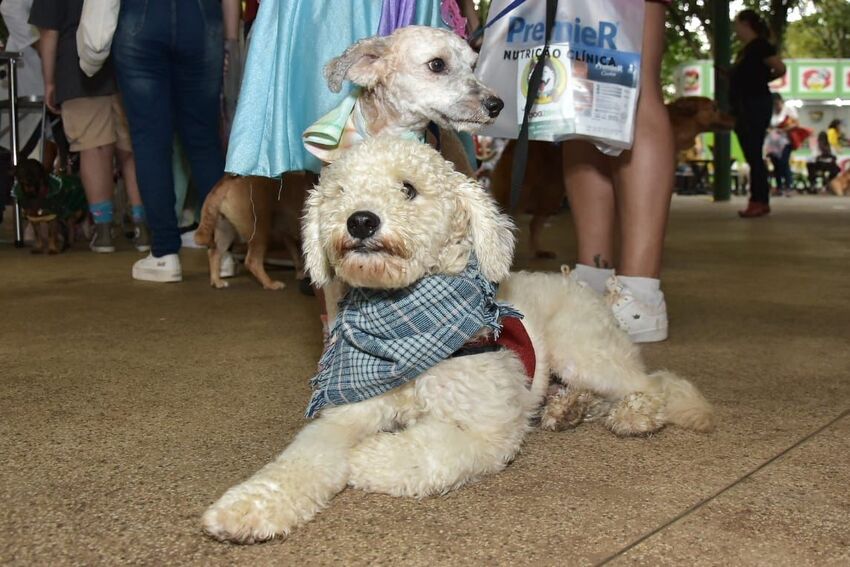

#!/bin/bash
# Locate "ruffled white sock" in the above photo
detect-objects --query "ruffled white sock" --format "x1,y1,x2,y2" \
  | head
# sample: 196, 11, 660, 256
572, 264, 615, 295
618, 275, 664, 306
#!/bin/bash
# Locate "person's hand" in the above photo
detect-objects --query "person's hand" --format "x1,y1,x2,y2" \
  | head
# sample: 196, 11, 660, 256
44, 82, 60, 114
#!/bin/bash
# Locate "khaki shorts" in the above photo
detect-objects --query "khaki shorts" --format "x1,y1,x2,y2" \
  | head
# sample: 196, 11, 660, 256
61, 94, 133, 152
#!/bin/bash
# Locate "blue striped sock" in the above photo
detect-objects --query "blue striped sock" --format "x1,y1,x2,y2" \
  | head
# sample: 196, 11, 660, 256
89, 201, 113, 224
131, 204, 145, 223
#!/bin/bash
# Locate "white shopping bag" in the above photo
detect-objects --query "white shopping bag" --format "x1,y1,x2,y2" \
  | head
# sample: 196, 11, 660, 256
475, 0, 645, 153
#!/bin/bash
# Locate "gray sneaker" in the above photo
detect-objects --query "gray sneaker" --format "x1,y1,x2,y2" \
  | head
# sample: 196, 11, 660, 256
132, 223, 151, 252
90, 223, 115, 253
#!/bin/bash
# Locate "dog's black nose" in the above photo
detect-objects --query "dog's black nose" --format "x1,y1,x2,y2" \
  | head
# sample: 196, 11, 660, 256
484, 96, 504, 118
347, 211, 381, 240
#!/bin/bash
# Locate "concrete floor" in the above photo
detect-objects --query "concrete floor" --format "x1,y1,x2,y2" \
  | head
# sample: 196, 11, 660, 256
1, 195, 848, 566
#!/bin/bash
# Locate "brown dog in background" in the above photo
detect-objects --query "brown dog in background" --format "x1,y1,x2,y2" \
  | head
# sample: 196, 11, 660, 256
667, 96, 736, 153
194, 173, 309, 290
489, 96, 735, 258
13, 158, 87, 255
828, 170, 850, 196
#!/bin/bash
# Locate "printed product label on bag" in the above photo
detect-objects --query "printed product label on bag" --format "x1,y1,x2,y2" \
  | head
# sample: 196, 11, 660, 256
476, 0, 646, 151
516, 43, 640, 144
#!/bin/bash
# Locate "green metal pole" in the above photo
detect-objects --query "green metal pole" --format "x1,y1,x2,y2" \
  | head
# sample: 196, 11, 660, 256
713, 0, 732, 202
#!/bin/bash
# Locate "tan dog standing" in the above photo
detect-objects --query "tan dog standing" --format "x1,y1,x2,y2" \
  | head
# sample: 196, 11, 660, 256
195, 173, 309, 290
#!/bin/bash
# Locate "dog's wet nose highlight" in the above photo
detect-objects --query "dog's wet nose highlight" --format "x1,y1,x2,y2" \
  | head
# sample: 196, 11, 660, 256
484, 96, 504, 118
347, 211, 381, 239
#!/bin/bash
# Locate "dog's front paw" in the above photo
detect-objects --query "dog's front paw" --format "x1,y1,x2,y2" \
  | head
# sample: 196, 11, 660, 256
211, 279, 230, 289
605, 392, 665, 436
263, 280, 286, 291
540, 385, 602, 431
202, 484, 298, 544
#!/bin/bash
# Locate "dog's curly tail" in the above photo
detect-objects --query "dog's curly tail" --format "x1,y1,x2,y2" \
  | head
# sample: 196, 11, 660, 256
654, 370, 716, 433
194, 177, 228, 247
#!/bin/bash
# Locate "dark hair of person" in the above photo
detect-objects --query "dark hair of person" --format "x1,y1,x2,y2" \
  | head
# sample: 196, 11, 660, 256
818, 131, 831, 155
828, 119, 842, 130
736, 10, 771, 41
771, 93, 783, 104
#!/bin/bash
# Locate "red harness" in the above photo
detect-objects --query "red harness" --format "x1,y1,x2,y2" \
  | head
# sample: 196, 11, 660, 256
451, 316, 536, 386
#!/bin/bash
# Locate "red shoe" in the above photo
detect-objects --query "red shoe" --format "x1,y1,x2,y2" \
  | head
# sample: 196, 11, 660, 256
738, 201, 771, 218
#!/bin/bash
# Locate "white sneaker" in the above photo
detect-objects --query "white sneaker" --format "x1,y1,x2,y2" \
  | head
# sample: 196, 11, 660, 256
180, 229, 203, 249
563, 264, 614, 295
220, 251, 236, 278
606, 276, 668, 343
132, 253, 182, 283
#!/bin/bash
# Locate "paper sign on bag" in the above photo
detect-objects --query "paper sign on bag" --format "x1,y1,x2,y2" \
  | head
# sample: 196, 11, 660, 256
476, 0, 645, 153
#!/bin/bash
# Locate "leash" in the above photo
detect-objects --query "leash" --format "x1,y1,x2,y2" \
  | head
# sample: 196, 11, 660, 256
427, 121, 442, 152
509, 0, 558, 210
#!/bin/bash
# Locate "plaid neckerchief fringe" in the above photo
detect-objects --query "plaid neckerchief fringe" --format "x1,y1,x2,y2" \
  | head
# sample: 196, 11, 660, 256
305, 255, 521, 417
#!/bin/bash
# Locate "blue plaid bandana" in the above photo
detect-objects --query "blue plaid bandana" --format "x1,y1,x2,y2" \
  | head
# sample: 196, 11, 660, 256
306, 256, 521, 417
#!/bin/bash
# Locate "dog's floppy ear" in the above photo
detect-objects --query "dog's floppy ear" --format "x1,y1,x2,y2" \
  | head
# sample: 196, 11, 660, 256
324, 36, 390, 93
301, 187, 333, 287
452, 174, 516, 282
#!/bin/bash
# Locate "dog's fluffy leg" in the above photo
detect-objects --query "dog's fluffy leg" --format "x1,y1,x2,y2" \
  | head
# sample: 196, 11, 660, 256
505, 274, 714, 435
348, 415, 526, 498
348, 355, 534, 498
202, 400, 391, 544
540, 383, 603, 431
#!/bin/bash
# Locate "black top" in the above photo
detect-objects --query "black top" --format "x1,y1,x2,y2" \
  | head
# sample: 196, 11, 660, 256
730, 37, 777, 103
29, 0, 117, 104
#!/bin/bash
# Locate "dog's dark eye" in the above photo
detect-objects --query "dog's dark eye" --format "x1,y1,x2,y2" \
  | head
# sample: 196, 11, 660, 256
428, 58, 446, 73
402, 182, 417, 200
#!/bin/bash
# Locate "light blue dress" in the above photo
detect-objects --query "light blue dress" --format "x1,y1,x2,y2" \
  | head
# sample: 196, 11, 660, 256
226, 0, 448, 177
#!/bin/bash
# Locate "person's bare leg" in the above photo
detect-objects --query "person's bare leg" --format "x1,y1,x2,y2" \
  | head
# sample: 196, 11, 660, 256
562, 140, 616, 269
79, 144, 116, 204
42, 141, 58, 173
116, 148, 143, 207
611, 2, 673, 279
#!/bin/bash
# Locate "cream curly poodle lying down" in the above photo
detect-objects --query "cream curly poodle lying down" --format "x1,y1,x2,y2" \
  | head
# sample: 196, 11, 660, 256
202, 138, 714, 544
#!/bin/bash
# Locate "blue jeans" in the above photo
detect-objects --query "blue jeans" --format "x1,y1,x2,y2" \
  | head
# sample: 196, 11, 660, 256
768, 143, 793, 190
113, 0, 225, 257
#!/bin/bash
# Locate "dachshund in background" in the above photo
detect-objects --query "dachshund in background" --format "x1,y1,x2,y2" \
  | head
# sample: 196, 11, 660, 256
13, 158, 87, 254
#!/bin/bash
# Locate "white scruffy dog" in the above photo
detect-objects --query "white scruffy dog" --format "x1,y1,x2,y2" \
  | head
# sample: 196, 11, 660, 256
202, 138, 714, 544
